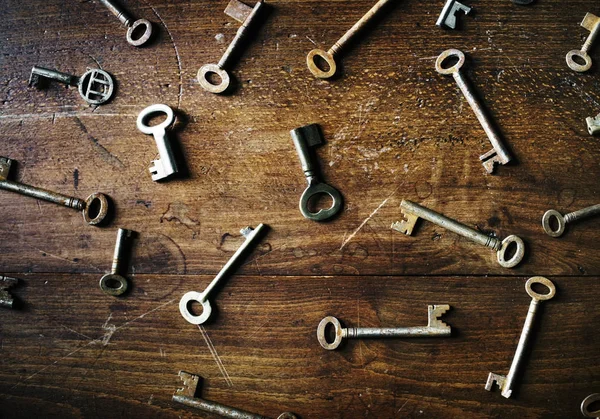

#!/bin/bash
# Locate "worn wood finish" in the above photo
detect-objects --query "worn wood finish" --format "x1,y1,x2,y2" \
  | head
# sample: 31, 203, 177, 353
0, 0, 599, 417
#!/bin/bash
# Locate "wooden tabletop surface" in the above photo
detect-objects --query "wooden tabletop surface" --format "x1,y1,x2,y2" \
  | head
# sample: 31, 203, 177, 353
1, 0, 599, 417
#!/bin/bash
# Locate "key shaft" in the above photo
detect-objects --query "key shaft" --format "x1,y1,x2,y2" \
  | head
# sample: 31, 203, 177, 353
0, 178, 84, 210
29, 66, 77, 87
218, 0, 264, 70
98, 0, 132, 26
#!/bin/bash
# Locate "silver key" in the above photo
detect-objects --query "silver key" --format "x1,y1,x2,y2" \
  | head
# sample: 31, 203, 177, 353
317, 305, 452, 350
100, 228, 134, 296
586, 113, 600, 135
542, 204, 600, 238
0, 276, 19, 309
173, 371, 298, 419
179, 224, 266, 325
566, 13, 600, 72
0, 156, 110, 226
29, 66, 114, 106
486, 277, 556, 398
392, 199, 525, 268
436, 0, 472, 29
435, 49, 512, 174
581, 394, 600, 418
136, 104, 179, 181
97, 0, 153, 47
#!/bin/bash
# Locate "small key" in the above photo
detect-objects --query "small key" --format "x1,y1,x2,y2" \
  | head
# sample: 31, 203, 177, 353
542, 204, 600, 238
173, 371, 297, 419
392, 199, 525, 268
486, 277, 556, 398
29, 66, 114, 106
136, 104, 179, 181
586, 113, 600, 135
197, 0, 265, 94
97, 0, 153, 47
100, 228, 134, 296
436, 0, 472, 30
582, 394, 600, 418
0, 156, 109, 226
435, 49, 512, 174
179, 224, 266, 325
0, 276, 19, 309
307, 0, 394, 79
317, 305, 452, 350
290, 124, 343, 221
567, 13, 600, 72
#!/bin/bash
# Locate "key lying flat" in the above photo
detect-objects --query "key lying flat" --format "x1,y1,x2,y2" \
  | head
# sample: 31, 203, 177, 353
100, 228, 135, 296
0, 276, 19, 309
566, 13, 600, 72
29, 66, 114, 105
581, 393, 600, 418
136, 104, 179, 181
542, 204, 600, 237
317, 305, 452, 350
97, 0, 153, 47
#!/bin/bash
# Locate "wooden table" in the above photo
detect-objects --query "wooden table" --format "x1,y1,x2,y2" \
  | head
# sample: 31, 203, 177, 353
1, 0, 599, 417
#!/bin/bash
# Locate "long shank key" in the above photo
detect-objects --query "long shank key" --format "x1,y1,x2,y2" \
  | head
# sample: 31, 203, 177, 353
542, 204, 600, 237
97, 0, 153, 46
100, 228, 134, 296
566, 13, 600, 72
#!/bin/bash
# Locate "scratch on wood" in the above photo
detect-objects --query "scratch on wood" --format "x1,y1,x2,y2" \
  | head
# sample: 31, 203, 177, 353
0, 112, 136, 121
101, 313, 116, 346
340, 197, 390, 250
74, 116, 125, 168
198, 325, 233, 387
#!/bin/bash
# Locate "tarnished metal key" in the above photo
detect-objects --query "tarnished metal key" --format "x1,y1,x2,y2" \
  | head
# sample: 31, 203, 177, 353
317, 305, 452, 350
0, 156, 109, 226
392, 199, 525, 268
486, 277, 556, 398
581, 394, 600, 418
0, 276, 19, 309
179, 224, 266, 325
306, 0, 394, 79
198, 0, 265, 94
587, 113, 600, 135
542, 204, 600, 237
567, 13, 600, 72
291, 124, 343, 221
96, 0, 153, 47
29, 66, 114, 106
173, 371, 297, 419
435, 49, 512, 173
436, 0, 472, 29
100, 228, 134, 296
136, 104, 179, 181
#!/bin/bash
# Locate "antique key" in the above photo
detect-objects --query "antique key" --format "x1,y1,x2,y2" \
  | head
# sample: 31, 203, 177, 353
581, 394, 600, 418
291, 124, 342, 221
179, 224, 266, 325
136, 104, 179, 181
97, 0, 153, 47
486, 277, 556, 398
317, 305, 452, 350
567, 13, 600, 72
307, 0, 394, 79
100, 228, 134, 296
435, 49, 512, 174
392, 199, 525, 268
542, 204, 600, 237
197, 0, 265, 94
173, 371, 297, 419
436, 0, 472, 29
0, 156, 109, 226
29, 66, 114, 105
0, 276, 19, 309
586, 113, 600, 135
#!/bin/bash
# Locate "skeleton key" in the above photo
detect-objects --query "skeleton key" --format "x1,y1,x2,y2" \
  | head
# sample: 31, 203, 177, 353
436, 0, 472, 29
97, 0, 153, 47
100, 228, 134, 296
290, 124, 343, 221
486, 277, 556, 398
435, 49, 512, 174
0, 276, 19, 309
317, 305, 452, 350
567, 13, 600, 72
587, 113, 600, 135
29, 66, 114, 105
136, 104, 179, 181
392, 199, 525, 268
0, 156, 109, 225
582, 394, 600, 418
197, 0, 265, 94
179, 224, 266, 325
542, 204, 600, 237
173, 371, 298, 419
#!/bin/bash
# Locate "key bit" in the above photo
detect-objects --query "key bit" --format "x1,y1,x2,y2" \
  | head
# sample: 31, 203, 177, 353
586, 113, 600, 136
0, 157, 12, 181
391, 209, 419, 235
428, 304, 451, 333
1, 276, 19, 308
436, 0, 472, 29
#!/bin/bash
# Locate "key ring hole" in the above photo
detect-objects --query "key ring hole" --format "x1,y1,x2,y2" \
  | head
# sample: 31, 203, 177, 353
581, 393, 600, 417
300, 183, 343, 221
566, 50, 592, 72
307, 49, 337, 79
137, 104, 175, 134
99, 274, 128, 296
435, 49, 465, 75
197, 64, 231, 94
525, 276, 556, 301
542, 209, 565, 237
83, 193, 109, 225
127, 19, 153, 47
307, 192, 334, 214
317, 316, 343, 350
179, 292, 212, 325
496, 235, 525, 268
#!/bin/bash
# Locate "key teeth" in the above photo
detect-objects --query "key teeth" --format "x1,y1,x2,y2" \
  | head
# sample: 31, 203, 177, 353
0, 157, 13, 180
391, 211, 418, 235
485, 372, 508, 395
428, 304, 451, 331
586, 114, 600, 136
149, 160, 168, 181
175, 371, 200, 397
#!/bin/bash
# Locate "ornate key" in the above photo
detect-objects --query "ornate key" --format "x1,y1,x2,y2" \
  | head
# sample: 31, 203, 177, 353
567, 13, 600, 72
0, 276, 19, 309
100, 229, 134, 296
317, 305, 452, 350
197, 0, 265, 94
436, 0, 472, 29
179, 224, 266, 325
0, 157, 109, 226
97, 0, 153, 47
173, 371, 297, 419
392, 199, 525, 268
136, 104, 179, 181
486, 277, 556, 398
542, 204, 600, 237
581, 394, 600, 418
29, 66, 114, 105
587, 113, 600, 135
290, 124, 342, 221
435, 49, 512, 174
